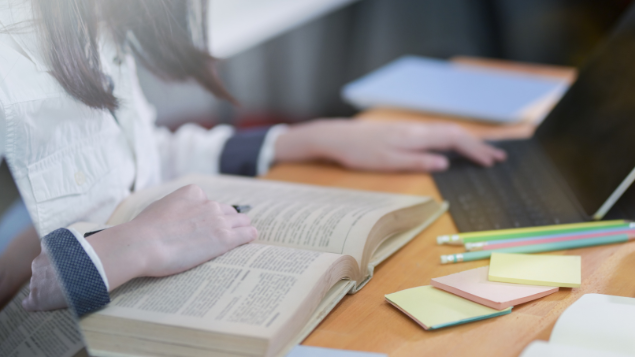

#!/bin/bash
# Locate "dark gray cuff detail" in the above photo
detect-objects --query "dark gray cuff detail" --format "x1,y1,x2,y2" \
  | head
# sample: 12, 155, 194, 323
43, 228, 110, 317
219, 127, 271, 176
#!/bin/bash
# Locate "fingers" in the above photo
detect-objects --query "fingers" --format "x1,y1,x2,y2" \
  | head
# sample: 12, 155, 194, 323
23, 252, 68, 312
405, 124, 506, 167
218, 203, 238, 215
383, 151, 450, 172
22, 289, 40, 311
163, 186, 243, 216
223, 213, 252, 228
22, 283, 67, 311
169, 187, 242, 216
446, 135, 505, 166
454, 138, 506, 167
171, 184, 208, 202
231, 226, 259, 245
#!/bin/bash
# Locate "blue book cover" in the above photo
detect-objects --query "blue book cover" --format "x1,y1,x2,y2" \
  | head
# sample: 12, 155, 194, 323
342, 56, 569, 124
286, 346, 387, 357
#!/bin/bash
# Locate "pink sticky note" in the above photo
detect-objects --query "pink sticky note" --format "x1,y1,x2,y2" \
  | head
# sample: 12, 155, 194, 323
431, 266, 558, 310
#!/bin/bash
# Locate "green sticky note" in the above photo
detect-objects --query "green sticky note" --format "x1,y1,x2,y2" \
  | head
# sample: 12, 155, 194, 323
385, 285, 512, 330
488, 253, 581, 288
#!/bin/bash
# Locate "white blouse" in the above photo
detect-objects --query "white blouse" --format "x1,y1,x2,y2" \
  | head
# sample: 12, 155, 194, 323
0, 1, 282, 287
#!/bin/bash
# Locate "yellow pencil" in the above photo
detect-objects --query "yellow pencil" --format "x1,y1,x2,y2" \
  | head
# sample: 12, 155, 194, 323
436, 220, 627, 245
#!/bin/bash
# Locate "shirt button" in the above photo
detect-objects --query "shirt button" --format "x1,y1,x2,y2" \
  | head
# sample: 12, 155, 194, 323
75, 171, 86, 186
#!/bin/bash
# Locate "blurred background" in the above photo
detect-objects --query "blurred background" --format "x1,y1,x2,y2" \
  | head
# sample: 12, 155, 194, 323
140, 0, 631, 129
0, 0, 632, 224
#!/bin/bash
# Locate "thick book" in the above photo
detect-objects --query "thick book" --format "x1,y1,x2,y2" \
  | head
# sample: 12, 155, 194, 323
0, 174, 446, 357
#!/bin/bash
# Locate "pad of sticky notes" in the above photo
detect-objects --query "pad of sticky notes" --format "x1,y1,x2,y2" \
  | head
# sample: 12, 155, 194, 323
385, 285, 511, 330
488, 253, 581, 288
431, 266, 558, 310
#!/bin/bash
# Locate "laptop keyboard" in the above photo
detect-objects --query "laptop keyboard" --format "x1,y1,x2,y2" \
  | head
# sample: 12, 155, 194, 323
433, 140, 586, 232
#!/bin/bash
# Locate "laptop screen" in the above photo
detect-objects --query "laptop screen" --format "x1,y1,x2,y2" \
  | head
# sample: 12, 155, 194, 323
535, 5, 635, 218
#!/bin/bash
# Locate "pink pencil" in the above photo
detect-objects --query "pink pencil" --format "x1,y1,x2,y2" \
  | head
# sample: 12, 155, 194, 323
466, 228, 635, 251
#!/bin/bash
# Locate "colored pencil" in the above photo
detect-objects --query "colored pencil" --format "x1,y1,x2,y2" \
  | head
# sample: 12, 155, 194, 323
440, 234, 632, 264
465, 226, 635, 251
436, 220, 628, 245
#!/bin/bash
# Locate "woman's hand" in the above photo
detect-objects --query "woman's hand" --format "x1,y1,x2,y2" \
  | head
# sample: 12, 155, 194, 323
275, 120, 506, 172
23, 184, 257, 311
89, 184, 258, 290
22, 249, 67, 311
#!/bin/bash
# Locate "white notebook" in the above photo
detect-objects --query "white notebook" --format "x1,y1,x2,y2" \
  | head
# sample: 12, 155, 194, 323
520, 294, 635, 357
342, 56, 569, 124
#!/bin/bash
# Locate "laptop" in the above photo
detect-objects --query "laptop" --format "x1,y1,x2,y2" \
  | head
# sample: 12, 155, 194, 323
433, 4, 635, 232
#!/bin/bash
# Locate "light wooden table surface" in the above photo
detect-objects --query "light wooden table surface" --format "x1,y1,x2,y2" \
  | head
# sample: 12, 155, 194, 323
263, 58, 635, 356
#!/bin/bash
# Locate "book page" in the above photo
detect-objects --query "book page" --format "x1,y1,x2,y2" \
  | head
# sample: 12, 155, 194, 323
108, 175, 430, 260
0, 287, 84, 357
367, 201, 448, 268
549, 294, 635, 355
278, 280, 355, 356
84, 244, 356, 342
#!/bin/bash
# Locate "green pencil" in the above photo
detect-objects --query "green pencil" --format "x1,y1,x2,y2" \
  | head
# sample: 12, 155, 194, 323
439, 233, 632, 264
436, 220, 627, 245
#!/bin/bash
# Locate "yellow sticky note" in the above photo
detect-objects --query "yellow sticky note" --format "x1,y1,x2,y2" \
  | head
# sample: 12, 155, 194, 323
385, 285, 511, 330
488, 253, 581, 288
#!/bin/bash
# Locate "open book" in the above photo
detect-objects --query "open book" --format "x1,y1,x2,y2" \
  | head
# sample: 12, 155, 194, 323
0, 287, 86, 357
75, 174, 446, 357
520, 294, 635, 357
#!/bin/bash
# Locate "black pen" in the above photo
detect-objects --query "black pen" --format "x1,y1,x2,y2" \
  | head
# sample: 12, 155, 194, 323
232, 205, 252, 213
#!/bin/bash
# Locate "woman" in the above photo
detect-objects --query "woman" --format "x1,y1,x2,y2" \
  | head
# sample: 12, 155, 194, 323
0, 0, 505, 315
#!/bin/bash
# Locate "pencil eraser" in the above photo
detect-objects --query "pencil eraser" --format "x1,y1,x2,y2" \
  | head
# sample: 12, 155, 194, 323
440, 255, 454, 264
465, 242, 484, 251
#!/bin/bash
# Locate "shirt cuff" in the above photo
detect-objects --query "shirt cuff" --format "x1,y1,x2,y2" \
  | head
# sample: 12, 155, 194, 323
220, 125, 276, 176
42, 228, 111, 316
205, 124, 235, 175
68, 228, 110, 291
256, 124, 288, 176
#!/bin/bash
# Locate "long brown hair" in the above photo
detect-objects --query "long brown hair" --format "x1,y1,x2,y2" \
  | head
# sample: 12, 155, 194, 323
31, 0, 234, 111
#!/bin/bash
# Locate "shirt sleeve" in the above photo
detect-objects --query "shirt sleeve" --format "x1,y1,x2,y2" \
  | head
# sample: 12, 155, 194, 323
256, 124, 288, 176
220, 124, 288, 177
71, 228, 109, 291
154, 123, 288, 180
42, 228, 110, 317
153, 124, 235, 181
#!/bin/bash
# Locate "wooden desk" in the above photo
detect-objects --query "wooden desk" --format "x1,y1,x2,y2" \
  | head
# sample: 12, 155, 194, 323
263, 59, 635, 356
